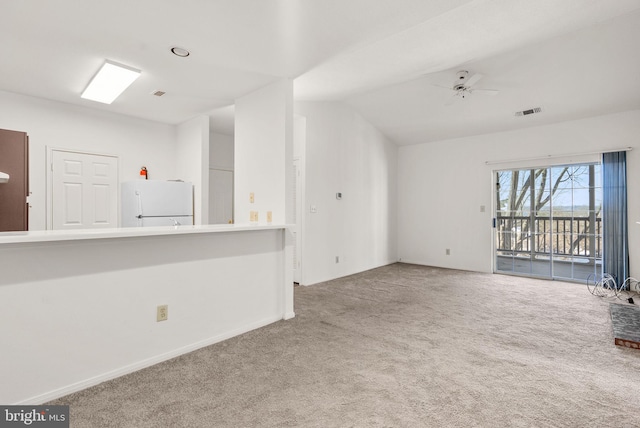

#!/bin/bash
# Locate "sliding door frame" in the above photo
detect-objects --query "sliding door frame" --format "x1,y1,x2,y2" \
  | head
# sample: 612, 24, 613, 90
491, 161, 602, 282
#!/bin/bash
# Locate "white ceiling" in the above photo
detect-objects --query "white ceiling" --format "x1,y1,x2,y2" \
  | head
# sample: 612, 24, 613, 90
2, 0, 640, 145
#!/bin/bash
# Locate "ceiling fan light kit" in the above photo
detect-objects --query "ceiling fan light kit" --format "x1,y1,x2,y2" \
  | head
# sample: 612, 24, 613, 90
436, 70, 499, 102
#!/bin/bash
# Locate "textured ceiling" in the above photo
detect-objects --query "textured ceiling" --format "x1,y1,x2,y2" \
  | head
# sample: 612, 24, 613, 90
342, 9, 640, 145
294, 0, 640, 100
1, 0, 640, 144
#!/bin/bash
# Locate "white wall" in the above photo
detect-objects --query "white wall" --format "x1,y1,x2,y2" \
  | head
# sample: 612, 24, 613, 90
210, 131, 234, 170
234, 79, 293, 225
0, 228, 289, 404
233, 79, 295, 318
398, 110, 640, 277
295, 101, 398, 285
0, 90, 177, 230
176, 116, 210, 225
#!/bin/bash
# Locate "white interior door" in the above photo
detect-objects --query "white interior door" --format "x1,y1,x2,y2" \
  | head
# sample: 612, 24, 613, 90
51, 150, 118, 230
209, 168, 233, 224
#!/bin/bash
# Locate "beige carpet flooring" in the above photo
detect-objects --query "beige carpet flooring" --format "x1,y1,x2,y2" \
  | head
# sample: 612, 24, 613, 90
51, 263, 640, 427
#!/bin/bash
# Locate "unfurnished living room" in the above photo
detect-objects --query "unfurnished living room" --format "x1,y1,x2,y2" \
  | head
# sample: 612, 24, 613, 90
1, 1, 640, 427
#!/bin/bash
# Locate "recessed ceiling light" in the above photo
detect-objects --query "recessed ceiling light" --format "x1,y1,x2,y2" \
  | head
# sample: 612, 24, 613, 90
81, 60, 141, 104
171, 47, 190, 57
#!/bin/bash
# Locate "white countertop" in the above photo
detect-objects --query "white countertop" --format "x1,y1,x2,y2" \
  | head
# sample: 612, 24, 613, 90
0, 223, 293, 245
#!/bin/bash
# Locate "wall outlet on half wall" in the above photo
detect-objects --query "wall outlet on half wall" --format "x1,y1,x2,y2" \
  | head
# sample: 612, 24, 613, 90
157, 305, 168, 322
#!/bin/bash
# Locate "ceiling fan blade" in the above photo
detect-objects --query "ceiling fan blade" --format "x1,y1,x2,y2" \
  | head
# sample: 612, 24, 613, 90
470, 88, 499, 96
465, 73, 484, 87
431, 83, 453, 90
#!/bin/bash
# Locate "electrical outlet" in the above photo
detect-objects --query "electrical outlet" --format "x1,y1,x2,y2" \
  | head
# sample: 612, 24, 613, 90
249, 192, 255, 203
157, 305, 168, 322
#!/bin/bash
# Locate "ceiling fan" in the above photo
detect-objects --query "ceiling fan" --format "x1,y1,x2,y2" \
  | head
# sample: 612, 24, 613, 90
435, 70, 499, 104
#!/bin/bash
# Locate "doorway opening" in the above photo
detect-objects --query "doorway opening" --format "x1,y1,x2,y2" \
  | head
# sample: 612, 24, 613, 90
209, 168, 234, 224
494, 163, 603, 281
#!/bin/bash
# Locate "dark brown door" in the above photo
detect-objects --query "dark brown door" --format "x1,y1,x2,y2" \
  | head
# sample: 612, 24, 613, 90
0, 128, 29, 231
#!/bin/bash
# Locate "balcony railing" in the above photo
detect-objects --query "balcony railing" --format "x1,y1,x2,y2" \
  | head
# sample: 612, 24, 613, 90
496, 216, 602, 260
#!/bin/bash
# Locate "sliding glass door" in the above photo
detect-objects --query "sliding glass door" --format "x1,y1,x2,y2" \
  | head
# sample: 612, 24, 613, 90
495, 163, 602, 281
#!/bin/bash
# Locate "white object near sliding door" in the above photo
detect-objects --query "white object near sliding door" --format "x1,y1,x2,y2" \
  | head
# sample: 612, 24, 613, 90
50, 149, 118, 230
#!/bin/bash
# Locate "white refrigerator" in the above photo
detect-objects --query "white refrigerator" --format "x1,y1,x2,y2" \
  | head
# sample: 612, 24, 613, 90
121, 180, 193, 227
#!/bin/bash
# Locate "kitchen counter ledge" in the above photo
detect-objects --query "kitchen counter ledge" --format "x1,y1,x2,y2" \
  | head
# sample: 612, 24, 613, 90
0, 223, 292, 245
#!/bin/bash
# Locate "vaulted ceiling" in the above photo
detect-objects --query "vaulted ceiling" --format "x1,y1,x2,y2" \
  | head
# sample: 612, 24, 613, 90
2, 0, 640, 145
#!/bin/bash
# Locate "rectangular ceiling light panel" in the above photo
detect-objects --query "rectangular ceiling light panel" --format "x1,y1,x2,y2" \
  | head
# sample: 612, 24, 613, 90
81, 60, 141, 104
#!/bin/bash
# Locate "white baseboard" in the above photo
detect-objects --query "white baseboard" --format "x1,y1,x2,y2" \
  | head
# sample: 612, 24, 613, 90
17, 315, 283, 405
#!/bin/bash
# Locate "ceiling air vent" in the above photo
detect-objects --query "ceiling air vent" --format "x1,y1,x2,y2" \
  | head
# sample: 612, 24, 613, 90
515, 107, 542, 117
151, 90, 166, 97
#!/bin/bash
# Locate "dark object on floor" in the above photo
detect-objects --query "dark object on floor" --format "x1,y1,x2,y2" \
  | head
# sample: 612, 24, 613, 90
628, 297, 635, 304
610, 303, 640, 349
